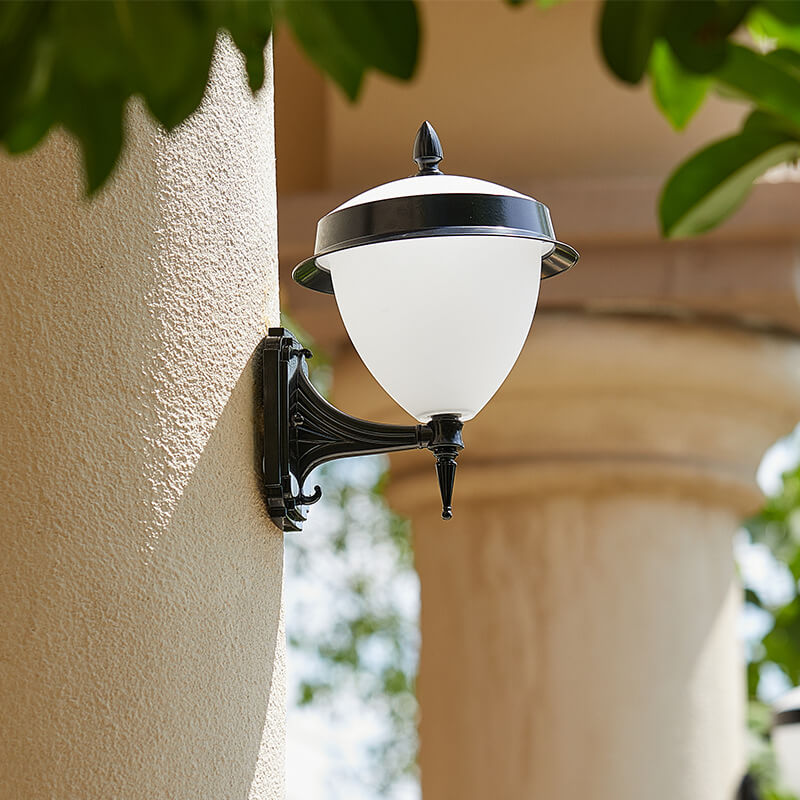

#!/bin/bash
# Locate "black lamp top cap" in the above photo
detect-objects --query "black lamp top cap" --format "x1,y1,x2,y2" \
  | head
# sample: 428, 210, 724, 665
290, 120, 580, 294
413, 121, 443, 175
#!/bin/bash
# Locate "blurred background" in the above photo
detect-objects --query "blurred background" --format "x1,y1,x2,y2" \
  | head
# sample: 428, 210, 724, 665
272, 2, 800, 799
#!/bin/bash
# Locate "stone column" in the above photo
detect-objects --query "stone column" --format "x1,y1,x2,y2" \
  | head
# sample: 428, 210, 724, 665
336, 311, 800, 800
0, 39, 284, 799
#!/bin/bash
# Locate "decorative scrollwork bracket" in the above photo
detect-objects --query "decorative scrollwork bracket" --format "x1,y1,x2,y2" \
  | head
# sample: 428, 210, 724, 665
261, 328, 463, 531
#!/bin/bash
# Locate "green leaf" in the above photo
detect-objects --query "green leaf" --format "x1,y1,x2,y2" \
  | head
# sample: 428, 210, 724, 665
763, 596, 800, 684
600, 0, 666, 84
45, 3, 130, 190
50, 1, 126, 87
280, 0, 419, 100
115, 1, 218, 130
1, 0, 416, 192
220, 0, 273, 93
298, 682, 315, 705
662, 0, 753, 75
766, 47, 800, 81
715, 43, 800, 130
747, 659, 762, 698
762, 0, 800, 26
59, 82, 127, 194
325, 0, 419, 81
280, 1, 366, 99
3, 95, 56, 153
749, 7, 800, 51
648, 38, 711, 129
0, 2, 54, 142
743, 108, 800, 138
745, 587, 765, 608
297, 680, 331, 705
0, 0, 35, 41
659, 126, 800, 237
382, 667, 410, 695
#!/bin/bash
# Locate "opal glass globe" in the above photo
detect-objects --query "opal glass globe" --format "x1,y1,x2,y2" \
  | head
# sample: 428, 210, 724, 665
320, 235, 546, 422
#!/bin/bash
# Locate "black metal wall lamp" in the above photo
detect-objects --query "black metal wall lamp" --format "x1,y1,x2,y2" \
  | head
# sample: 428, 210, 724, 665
263, 122, 579, 531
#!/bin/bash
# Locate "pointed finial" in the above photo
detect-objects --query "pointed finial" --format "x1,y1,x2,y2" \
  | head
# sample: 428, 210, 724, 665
424, 415, 464, 520
435, 455, 457, 520
413, 121, 443, 175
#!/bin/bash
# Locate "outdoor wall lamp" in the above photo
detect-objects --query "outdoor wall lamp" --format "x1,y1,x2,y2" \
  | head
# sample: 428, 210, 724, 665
262, 122, 578, 531
772, 687, 800, 795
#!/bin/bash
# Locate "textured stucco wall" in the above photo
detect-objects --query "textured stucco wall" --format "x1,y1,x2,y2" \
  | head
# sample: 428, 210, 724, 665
0, 37, 284, 799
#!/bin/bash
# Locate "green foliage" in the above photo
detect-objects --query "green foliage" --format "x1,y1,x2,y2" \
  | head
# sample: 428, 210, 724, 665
764, 0, 800, 25
662, 0, 752, 74
286, 460, 419, 795
601, 0, 668, 84
0, 0, 418, 193
746, 700, 799, 800
0, 1, 262, 191
739, 455, 800, 799
280, 0, 417, 101
648, 39, 711, 130
659, 113, 800, 237
745, 464, 800, 693
4, 0, 800, 239
3, 0, 800, 239
598, 0, 800, 238
750, 8, 800, 54
716, 43, 800, 129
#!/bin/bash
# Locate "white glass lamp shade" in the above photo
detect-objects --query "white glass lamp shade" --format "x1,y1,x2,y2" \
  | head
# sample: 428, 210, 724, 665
320, 235, 547, 422
333, 173, 529, 205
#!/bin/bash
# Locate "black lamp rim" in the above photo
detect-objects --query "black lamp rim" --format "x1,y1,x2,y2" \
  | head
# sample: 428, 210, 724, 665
292, 233, 579, 295
774, 708, 800, 727
321, 191, 554, 246
291, 190, 579, 294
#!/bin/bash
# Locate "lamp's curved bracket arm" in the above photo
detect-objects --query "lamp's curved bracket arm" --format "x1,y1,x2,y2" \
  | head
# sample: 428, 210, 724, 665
262, 328, 452, 531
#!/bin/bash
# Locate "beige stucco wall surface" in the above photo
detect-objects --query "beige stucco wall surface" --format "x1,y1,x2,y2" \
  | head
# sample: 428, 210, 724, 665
0, 38, 284, 799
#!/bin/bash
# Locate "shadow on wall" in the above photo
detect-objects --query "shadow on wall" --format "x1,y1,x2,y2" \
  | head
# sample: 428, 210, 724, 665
3, 354, 284, 799
138, 356, 285, 799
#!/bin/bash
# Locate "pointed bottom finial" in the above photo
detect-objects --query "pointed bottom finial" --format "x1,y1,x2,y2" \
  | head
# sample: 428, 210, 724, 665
435, 454, 457, 520
425, 414, 464, 521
